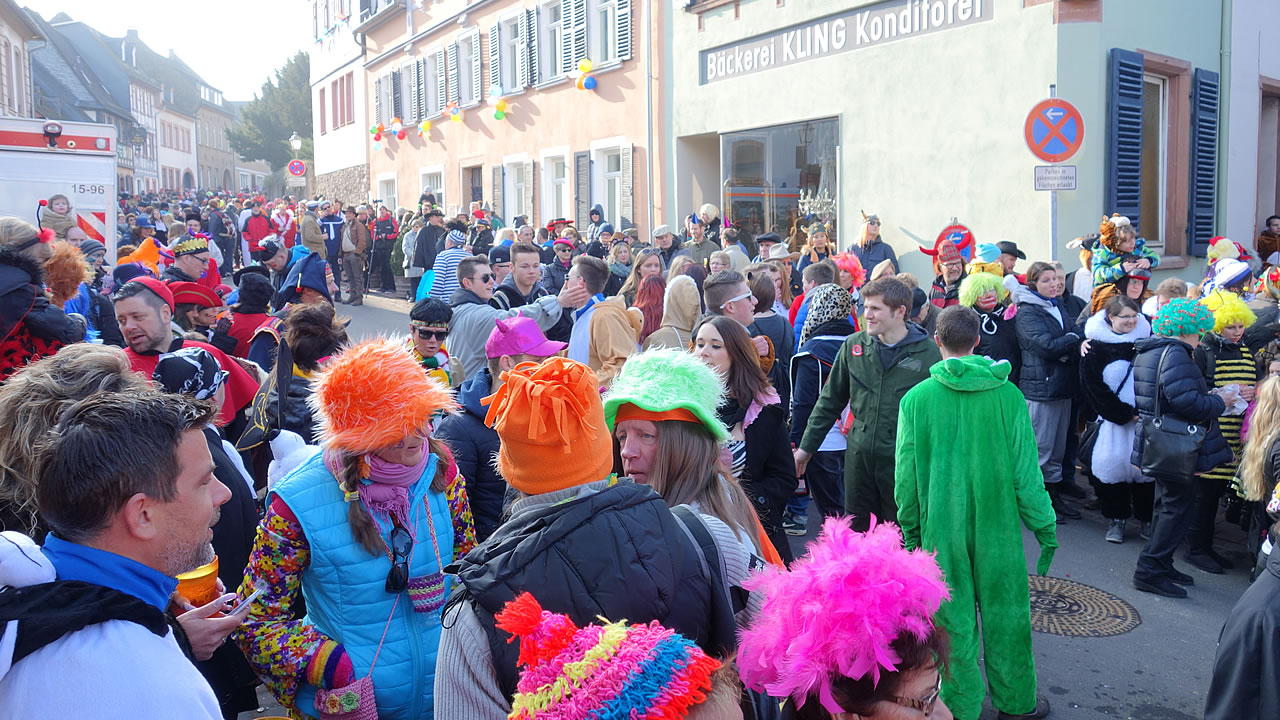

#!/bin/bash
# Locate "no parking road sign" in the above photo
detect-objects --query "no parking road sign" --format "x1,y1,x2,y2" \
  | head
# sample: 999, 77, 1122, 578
1024, 99, 1084, 163
287, 159, 307, 177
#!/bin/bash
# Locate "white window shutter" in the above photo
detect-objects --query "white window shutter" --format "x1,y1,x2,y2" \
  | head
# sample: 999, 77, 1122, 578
434, 49, 446, 114
374, 76, 384, 125
619, 144, 633, 229
526, 9, 539, 86
469, 28, 482, 104
558, 0, 574, 75
446, 43, 459, 105
616, 0, 632, 61
517, 12, 530, 89
488, 24, 501, 94
522, 160, 534, 219
571, 0, 587, 70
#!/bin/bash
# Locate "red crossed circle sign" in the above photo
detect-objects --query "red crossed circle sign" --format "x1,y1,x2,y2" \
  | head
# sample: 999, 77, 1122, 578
1024, 99, 1084, 163
287, 159, 307, 177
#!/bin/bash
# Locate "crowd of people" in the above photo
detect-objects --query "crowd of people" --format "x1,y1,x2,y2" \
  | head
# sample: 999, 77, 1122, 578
0, 187, 1278, 720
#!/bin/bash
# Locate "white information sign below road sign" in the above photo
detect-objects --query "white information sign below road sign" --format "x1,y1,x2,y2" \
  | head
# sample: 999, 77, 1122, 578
1034, 165, 1077, 191
286, 176, 307, 187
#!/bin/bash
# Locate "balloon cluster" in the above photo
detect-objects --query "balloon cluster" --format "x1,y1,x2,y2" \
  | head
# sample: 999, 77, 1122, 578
369, 121, 386, 151
445, 101, 462, 123
573, 59, 598, 91
489, 85, 515, 120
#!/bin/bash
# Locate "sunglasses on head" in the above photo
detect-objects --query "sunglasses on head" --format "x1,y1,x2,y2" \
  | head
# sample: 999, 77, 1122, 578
720, 290, 754, 310
385, 524, 413, 593
415, 327, 449, 340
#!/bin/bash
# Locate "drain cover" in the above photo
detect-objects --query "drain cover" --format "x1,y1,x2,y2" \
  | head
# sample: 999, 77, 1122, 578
1028, 575, 1142, 637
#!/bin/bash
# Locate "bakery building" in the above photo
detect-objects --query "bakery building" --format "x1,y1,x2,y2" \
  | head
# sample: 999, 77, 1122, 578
668, 0, 1280, 282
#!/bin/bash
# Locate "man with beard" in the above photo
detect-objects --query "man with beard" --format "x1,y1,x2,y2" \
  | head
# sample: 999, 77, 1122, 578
0, 390, 237, 718
113, 277, 257, 425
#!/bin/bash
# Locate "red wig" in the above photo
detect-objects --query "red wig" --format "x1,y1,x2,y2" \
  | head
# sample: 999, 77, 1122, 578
633, 274, 666, 343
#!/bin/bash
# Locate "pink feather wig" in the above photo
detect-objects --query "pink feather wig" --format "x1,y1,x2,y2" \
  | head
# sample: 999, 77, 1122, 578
737, 517, 949, 714
830, 252, 867, 289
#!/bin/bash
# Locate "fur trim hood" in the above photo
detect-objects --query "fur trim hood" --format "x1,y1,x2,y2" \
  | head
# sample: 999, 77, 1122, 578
1084, 309, 1152, 343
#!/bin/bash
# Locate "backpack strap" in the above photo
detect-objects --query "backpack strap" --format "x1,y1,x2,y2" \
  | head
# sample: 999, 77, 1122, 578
671, 506, 744, 657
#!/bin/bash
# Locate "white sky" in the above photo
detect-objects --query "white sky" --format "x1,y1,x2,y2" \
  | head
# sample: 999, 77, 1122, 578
32, 0, 314, 101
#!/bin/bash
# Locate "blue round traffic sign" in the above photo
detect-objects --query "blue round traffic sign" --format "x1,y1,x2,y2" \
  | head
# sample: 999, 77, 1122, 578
1024, 99, 1084, 163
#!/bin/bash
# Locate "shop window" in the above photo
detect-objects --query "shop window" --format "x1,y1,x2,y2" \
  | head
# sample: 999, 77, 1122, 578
543, 156, 569, 221
720, 118, 839, 239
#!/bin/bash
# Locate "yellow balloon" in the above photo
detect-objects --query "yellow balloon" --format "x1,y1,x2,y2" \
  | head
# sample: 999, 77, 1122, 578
450, 112, 463, 123
578, 59, 593, 73
496, 100, 509, 112
421, 121, 432, 132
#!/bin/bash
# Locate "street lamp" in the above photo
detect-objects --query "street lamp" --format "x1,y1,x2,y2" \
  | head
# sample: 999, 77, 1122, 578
288, 131, 302, 153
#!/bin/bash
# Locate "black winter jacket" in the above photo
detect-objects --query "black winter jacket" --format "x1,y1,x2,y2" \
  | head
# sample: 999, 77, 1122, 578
1194, 331, 1263, 386
434, 370, 504, 542
975, 306, 1020, 385
789, 318, 856, 446
1015, 290, 1082, 401
0, 247, 82, 346
449, 481, 715, 698
1204, 547, 1280, 720
1130, 336, 1232, 474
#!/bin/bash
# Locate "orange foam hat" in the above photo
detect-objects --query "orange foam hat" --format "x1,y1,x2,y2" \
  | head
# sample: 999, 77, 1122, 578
309, 337, 457, 454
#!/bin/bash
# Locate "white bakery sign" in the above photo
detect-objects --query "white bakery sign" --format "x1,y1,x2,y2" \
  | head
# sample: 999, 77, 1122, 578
701, 0, 993, 84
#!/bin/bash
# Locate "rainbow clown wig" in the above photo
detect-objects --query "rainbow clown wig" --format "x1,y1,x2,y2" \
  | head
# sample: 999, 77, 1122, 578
1200, 291, 1257, 334
737, 517, 949, 713
958, 271, 1009, 308
495, 592, 720, 720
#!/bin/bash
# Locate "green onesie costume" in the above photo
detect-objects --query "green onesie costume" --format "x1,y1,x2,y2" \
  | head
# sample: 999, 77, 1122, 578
895, 355, 1058, 720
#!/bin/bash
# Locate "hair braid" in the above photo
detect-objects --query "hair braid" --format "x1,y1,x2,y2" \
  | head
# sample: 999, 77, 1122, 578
341, 453, 387, 556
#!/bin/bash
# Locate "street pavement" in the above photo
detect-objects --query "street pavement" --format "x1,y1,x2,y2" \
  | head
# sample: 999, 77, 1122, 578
252, 295, 1253, 719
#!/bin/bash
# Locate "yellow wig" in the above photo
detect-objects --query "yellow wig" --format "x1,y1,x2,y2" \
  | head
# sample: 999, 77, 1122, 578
1200, 291, 1257, 334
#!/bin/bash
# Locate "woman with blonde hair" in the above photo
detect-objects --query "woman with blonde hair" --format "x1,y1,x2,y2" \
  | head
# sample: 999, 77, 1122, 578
0, 343, 148, 535
667, 254, 694, 281
796, 222, 833, 274
618, 247, 663, 306
605, 240, 631, 296
1239, 376, 1280, 505
851, 211, 898, 275
698, 202, 722, 246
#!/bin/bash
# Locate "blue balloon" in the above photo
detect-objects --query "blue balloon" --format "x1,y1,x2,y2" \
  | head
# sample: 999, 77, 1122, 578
583, 76, 598, 90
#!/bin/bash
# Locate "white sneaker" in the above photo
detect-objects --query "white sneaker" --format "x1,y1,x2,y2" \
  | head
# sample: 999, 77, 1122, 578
1105, 519, 1125, 544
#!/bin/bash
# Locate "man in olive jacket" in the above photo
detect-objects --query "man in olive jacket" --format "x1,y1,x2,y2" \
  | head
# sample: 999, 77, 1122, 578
794, 277, 940, 530
299, 202, 326, 258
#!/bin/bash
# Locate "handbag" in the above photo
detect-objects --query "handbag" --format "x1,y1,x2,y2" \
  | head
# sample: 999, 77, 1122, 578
313, 595, 399, 720
1139, 347, 1207, 482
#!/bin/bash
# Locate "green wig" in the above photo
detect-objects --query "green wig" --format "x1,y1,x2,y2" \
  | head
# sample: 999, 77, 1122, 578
1152, 297, 1215, 337
958, 272, 1008, 308
602, 348, 729, 442
1200, 290, 1257, 334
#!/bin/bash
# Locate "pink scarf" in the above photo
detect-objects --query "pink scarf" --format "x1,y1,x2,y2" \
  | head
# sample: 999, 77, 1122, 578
326, 450, 431, 527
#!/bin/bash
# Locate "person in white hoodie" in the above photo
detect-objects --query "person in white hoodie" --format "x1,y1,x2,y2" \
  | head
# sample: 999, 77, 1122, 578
0, 390, 238, 720
1080, 296, 1154, 544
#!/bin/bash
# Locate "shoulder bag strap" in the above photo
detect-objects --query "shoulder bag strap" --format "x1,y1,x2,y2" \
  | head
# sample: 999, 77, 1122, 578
1151, 346, 1172, 419
671, 506, 740, 657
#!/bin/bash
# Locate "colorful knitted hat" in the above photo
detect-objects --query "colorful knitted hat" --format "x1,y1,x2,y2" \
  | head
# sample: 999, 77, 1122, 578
1202, 258, 1252, 296
483, 357, 613, 494
602, 349, 729, 442
959, 271, 1009, 308
1151, 297, 1215, 337
310, 337, 457, 454
495, 592, 720, 720
1200, 291, 1257, 334
738, 517, 949, 713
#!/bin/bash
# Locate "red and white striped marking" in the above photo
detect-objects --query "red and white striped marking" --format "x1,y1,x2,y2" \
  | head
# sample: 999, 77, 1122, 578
76, 211, 106, 243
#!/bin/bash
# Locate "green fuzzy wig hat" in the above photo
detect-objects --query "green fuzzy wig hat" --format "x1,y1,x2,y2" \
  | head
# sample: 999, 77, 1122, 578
958, 271, 1008, 308
602, 349, 729, 442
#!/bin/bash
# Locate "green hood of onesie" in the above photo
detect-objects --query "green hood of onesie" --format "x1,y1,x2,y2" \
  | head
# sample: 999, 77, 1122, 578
928, 354, 1011, 393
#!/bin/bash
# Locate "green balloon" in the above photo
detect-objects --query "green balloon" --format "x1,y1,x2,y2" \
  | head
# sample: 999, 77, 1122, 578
494, 111, 506, 120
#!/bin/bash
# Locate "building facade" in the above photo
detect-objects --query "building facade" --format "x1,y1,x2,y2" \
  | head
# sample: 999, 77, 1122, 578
157, 104, 196, 191
311, 0, 368, 203
668, 0, 1273, 283
352, 0, 657, 228
0, 0, 39, 118
195, 83, 236, 191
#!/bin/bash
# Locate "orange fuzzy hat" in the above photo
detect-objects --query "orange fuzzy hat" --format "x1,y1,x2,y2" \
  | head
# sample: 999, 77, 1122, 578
309, 337, 457, 454
482, 357, 613, 494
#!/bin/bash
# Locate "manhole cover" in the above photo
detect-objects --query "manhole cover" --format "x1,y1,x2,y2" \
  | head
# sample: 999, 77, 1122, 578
1028, 576, 1141, 637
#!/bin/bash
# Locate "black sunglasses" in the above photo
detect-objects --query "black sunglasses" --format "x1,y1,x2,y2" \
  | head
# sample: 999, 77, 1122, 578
415, 328, 448, 341
474, 273, 494, 283
385, 524, 413, 593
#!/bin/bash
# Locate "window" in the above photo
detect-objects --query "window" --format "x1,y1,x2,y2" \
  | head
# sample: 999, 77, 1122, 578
1139, 74, 1167, 254
457, 32, 479, 106
499, 17, 520, 93
600, 149, 622, 229
240, 172, 250, 189
421, 171, 444, 211
378, 177, 398, 211
504, 160, 531, 220
538, 2, 562, 84
542, 155, 568, 221
589, 0, 617, 65
721, 119, 840, 237
319, 87, 326, 134
329, 72, 354, 128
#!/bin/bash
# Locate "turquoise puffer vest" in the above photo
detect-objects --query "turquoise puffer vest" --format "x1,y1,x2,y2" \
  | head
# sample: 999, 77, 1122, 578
272, 451, 454, 719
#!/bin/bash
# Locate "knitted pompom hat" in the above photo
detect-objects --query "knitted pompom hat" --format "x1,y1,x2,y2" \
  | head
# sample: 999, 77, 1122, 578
602, 348, 729, 442
483, 357, 613, 494
738, 517, 949, 714
1200, 290, 1257, 334
309, 337, 457, 454
1151, 297, 1215, 338
495, 592, 720, 720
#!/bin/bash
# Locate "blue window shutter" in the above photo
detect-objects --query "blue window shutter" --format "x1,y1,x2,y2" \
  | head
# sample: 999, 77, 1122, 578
1105, 48, 1144, 232
1188, 68, 1220, 257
